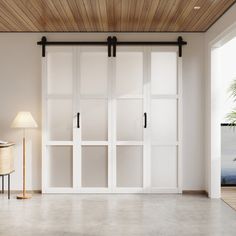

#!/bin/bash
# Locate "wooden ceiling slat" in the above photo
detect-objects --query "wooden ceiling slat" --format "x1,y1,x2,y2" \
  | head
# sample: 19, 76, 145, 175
192, 0, 235, 31
135, 0, 152, 31
74, 0, 91, 31
34, 0, 57, 31
51, 0, 75, 31
142, 0, 160, 31
165, 0, 188, 31
0, 0, 234, 32
150, 0, 171, 31
41, 0, 66, 31
113, 0, 121, 31
67, 0, 86, 31
15, 0, 43, 31
90, 0, 104, 31
1, 0, 38, 31
174, 0, 200, 31
96, 0, 106, 31
120, 0, 127, 31
159, 0, 181, 31
168, 0, 199, 32
58, 0, 80, 31
191, 1, 220, 31
159, 0, 178, 31
0, 1, 27, 31
181, 0, 211, 31
81, 0, 95, 31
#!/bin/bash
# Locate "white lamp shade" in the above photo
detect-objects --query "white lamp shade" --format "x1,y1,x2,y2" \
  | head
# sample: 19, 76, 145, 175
11, 112, 38, 128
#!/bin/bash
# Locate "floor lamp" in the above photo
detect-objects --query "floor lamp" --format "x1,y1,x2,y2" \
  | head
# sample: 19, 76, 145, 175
12, 112, 38, 199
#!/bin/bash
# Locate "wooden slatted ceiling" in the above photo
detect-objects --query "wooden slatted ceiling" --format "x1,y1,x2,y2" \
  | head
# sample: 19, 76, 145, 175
0, 0, 235, 32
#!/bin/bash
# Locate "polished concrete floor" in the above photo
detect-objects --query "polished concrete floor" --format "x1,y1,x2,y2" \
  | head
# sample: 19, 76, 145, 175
1, 194, 236, 236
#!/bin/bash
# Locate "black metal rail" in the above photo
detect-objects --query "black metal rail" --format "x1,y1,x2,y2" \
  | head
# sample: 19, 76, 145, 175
37, 36, 187, 57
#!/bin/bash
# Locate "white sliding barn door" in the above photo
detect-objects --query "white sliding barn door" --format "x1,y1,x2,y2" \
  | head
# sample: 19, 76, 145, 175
42, 46, 182, 194
113, 47, 146, 193
77, 47, 111, 192
42, 47, 75, 192
149, 48, 182, 193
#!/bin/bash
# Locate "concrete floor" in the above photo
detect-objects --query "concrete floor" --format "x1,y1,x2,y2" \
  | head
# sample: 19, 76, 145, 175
0, 194, 236, 236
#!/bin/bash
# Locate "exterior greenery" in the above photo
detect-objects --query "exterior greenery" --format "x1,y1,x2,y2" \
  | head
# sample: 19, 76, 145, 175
227, 79, 236, 125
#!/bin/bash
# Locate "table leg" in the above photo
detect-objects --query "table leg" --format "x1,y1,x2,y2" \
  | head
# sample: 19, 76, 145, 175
8, 174, 10, 199
2, 176, 4, 194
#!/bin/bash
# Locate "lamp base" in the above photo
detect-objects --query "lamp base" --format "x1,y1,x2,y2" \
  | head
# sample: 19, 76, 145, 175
17, 194, 32, 199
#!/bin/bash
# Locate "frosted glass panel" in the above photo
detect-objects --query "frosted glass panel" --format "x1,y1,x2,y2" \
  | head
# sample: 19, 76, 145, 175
80, 51, 108, 95
117, 99, 143, 141
81, 99, 108, 141
151, 146, 177, 188
151, 99, 177, 143
48, 99, 73, 141
47, 50, 73, 94
151, 52, 177, 95
82, 146, 108, 187
116, 52, 143, 96
116, 146, 143, 187
49, 146, 72, 187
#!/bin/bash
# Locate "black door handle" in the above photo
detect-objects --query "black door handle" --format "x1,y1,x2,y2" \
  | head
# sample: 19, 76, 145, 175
144, 112, 147, 128
77, 112, 80, 128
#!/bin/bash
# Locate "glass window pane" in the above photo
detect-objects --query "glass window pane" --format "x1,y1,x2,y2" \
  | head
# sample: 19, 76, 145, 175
116, 52, 143, 96
151, 52, 177, 95
81, 99, 108, 141
47, 50, 73, 95
151, 99, 177, 143
48, 146, 72, 188
117, 99, 143, 141
80, 51, 108, 95
116, 146, 143, 187
82, 146, 108, 187
151, 146, 177, 188
48, 99, 73, 141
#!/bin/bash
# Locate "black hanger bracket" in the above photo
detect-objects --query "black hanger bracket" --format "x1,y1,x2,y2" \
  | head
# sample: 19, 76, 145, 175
37, 36, 187, 58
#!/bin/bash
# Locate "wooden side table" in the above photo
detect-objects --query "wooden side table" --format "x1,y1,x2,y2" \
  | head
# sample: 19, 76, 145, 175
0, 143, 15, 199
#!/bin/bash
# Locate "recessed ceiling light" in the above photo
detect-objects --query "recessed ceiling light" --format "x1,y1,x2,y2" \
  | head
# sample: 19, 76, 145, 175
194, 6, 201, 10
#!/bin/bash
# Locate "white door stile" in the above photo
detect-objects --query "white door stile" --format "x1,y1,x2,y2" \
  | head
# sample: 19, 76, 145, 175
143, 47, 148, 192
113, 46, 145, 193
75, 46, 82, 190
73, 47, 80, 191
177, 57, 183, 193
43, 47, 75, 193
42, 56, 47, 193
111, 56, 117, 192
149, 46, 181, 194
144, 47, 152, 193
108, 54, 113, 191
78, 46, 110, 193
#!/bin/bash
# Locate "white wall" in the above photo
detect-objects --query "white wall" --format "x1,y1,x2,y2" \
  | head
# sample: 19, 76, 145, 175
205, 3, 236, 198
0, 33, 205, 191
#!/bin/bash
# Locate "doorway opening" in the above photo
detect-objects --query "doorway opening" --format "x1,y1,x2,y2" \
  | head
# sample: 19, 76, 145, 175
219, 38, 236, 209
211, 35, 236, 207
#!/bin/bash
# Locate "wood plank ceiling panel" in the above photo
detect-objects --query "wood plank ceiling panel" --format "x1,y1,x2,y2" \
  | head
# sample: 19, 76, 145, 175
0, 0, 235, 32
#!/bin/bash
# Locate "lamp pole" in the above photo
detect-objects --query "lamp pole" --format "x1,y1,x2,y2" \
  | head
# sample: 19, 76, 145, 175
11, 111, 37, 200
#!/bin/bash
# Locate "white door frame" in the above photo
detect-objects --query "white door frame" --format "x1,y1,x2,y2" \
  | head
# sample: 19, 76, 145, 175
207, 22, 236, 198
